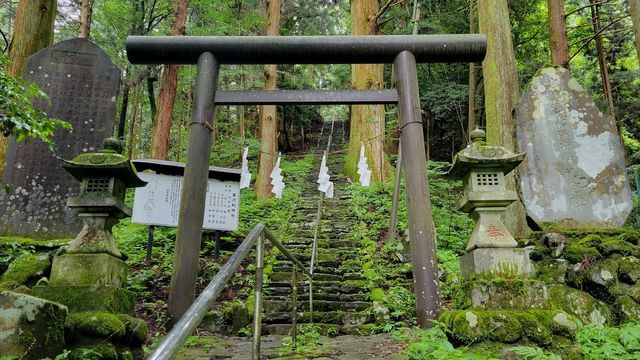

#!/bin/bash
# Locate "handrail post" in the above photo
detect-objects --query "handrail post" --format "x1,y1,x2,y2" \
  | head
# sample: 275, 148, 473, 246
252, 233, 265, 360
291, 264, 298, 347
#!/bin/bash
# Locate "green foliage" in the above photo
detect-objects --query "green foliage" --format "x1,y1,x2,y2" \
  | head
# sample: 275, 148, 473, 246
277, 324, 328, 358
508, 345, 561, 360
576, 323, 640, 359
403, 326, 491, 360
0, 53, 71, 146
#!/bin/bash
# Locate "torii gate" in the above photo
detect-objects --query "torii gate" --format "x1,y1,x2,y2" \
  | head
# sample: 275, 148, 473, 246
126, 35, 486, 328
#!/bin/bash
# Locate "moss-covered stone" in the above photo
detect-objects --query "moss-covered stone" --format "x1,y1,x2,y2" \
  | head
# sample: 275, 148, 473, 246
0, 253, 51, 289
31, 284, 136, 314
566, 255, 620, 300
65, 311, 127, 339
618, 256, 640, 284
439, 309, 578, 346
617, 229, 640, 245
453, 277, 549, 310
596, 239, 636, 256
547, 284, 611, 324
0, 291, 68, 360
0, 236, 71, 249
563, 237, 602, 263
513, 312, 553, 345
536, 259, 569, 284
615, 295, 640, 323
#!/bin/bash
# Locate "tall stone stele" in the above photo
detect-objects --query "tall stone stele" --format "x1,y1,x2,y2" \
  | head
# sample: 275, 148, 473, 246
32, 139, 146, 314
448, 129, 533, 276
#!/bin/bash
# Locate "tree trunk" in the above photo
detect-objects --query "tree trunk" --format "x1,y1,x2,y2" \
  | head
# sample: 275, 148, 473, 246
78, 0, 92, 38
478, 0, 529, 237
547, 0, 569, 67
128, 85, 142, 159
468, 0, 477, 140
345, 0, 391, 182
0, 0, 57, 173
149, 0, 187, 160
591, 2, 616, 118
254, 0, 281, 199
631, 0, 640, 65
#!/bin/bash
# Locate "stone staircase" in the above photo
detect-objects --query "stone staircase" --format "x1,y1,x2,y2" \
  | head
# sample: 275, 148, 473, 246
262, 120, 375, 335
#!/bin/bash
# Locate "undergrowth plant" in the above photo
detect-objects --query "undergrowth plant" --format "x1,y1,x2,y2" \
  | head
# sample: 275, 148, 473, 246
276, 324, 328, 358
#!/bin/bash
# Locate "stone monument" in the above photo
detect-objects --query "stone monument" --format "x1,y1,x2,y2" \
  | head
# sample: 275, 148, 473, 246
515, 67, 632, 228
448, 129, 533, 276
0, 38, 120, 238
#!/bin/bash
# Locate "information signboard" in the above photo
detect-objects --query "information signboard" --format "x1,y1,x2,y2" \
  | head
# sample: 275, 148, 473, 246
132, 173, 240, 231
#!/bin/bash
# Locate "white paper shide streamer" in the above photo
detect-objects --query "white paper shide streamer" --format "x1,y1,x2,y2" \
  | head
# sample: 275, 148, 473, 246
240, 147, 251, 189
357, 143, 371, 186
270, 152, 285, 198
317, 151, 334, 198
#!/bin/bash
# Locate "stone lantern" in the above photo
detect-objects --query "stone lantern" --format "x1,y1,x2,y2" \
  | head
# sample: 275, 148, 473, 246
32, 138, 146, 314
448, 129, 533, 276
61, 138, 146, 258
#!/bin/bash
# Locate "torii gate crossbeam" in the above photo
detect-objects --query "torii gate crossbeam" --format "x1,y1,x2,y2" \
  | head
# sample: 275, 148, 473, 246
126, 35, 486, 329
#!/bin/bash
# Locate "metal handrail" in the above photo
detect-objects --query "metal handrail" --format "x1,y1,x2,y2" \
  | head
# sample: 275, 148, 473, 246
148, 223, 311, 360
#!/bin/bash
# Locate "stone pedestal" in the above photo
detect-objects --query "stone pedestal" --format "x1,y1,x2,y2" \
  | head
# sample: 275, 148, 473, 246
460, 248, 534, 276
32, 253, 135, 315
50, 253, 127, 287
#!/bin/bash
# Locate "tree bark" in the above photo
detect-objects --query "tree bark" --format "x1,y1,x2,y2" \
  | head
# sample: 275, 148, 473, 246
590, 2, 616, 118
630, 0, 640, 65
78, 0, 92, 38
547, 0, 570, 67
128, 85, 142, 159
149, 0, 187, 160
468, 0, 477, 140
254, 0, 281, 199
478, 0, 529, 237
0, 0, 57, 173
345, 0, 391, 182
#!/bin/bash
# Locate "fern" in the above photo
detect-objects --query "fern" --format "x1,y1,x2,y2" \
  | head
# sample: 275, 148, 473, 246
509, 345, 561, 360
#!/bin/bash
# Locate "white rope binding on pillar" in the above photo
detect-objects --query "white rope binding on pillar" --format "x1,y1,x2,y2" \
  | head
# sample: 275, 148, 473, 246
317, 151, 334, 199
357, 142, 371, 186
270, 152, 285, 198
240, 147, 251, 189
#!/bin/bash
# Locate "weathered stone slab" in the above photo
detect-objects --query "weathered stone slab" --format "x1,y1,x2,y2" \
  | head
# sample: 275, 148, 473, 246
0, 291, 68, 360
515, 67, 632, 228
0, 38, 120, 238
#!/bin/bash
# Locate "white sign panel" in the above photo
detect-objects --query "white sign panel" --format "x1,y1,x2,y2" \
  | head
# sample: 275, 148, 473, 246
132, 173, 240, 231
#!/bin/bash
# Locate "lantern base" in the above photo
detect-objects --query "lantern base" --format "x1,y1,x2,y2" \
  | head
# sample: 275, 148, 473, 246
466, 207, 518, 251
460, 248, 534, 277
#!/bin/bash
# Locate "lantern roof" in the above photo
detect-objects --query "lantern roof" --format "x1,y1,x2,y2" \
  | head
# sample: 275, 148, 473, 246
448, 129, 525, 179
62, 138, 147, 188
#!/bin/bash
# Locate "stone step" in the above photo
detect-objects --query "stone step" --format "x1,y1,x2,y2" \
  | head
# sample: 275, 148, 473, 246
264, 300, 370, 313
263, 323, 375, 336
263, 310, 372, 325
265, 281, 368, 295
269, 271, 341, 282
264, 293, 368, 302
273, 265, 342, 275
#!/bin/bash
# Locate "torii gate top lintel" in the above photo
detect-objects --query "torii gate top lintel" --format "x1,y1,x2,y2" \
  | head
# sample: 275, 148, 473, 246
126, 35, 486, 65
